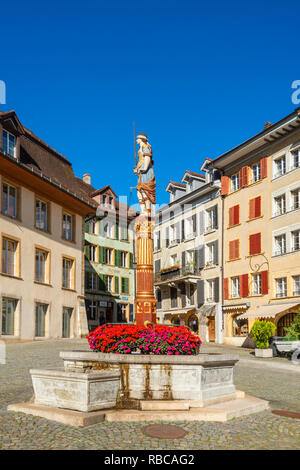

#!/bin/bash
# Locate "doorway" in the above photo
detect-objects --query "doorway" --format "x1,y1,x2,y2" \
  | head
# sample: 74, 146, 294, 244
207, 316, 215, 342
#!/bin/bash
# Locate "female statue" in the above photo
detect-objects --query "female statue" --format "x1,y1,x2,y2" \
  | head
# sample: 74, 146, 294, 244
134, 133, 156, 216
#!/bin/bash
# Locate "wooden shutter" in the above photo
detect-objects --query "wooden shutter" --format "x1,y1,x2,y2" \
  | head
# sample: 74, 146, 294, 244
129, 252, 133, 268
261, 157, 267, 178
198, 245, 205, 269
181, 220, 185, 241
166, 227, 169, 247
233, 205, 240, 225
115, 276, 119, 294
221, 176, 229, 196
213, 240, 218, 265
224, 278, 229, 300
240, 274, 249, 297
255, 196, 261, 218
214, 206, 218, 229
197, 280, 204, 306
229, 207, 234, 227
261, 270, 268, 295
192, 214, 197, 235
235, 239, 240, 259
154, 259, 161, 273
99, 274, 106, 291
249, 198, 255, 220
199, 211, 205, 235
98, 246, 105, 264
115, 222, 119, 240
249, 233, 261, 255
214, 277, 219, 302
181, 251, 186, 267
249, 196, 261, 220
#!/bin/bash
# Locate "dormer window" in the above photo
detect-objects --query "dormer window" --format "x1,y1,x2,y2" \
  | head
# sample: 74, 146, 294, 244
109, 197, 113, 207
2, 130, 16, 158
102, 195, 107, 205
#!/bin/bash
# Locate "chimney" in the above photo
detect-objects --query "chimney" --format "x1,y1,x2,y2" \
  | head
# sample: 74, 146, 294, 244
83, 173, 91, 185
264, 121, 272, 130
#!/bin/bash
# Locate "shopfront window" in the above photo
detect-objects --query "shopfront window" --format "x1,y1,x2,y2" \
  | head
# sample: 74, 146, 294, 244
232, 315, 248, 336
188, 314, 199, 333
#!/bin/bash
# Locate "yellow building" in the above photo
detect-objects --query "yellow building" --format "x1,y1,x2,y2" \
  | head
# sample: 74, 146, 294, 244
0, 110, 96, 339
208, 108, 300, 346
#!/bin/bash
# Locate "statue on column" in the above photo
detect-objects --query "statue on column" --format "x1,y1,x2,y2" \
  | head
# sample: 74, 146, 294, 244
134, 133, 156, 216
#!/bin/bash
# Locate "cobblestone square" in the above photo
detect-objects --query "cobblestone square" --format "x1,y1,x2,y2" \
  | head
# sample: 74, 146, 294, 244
1, 339, 300, 450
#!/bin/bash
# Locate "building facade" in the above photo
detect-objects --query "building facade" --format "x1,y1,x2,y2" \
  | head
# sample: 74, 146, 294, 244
0, 111, 96, 340
153, 169, 223, 343
208, 108, 300, 346
82, 182, 138, 331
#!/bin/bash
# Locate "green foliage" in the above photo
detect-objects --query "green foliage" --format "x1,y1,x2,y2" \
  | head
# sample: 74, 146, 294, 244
284, 313, 300, 340
250, 320, 276, 349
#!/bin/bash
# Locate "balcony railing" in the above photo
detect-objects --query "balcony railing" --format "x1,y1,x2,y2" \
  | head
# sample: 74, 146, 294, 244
154, 265, 201, 282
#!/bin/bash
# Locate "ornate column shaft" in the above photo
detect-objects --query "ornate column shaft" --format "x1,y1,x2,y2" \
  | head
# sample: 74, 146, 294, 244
134, 217, 157, 325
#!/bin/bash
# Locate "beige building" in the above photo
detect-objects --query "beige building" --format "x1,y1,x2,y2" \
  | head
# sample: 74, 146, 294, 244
0, 110, 96, 340
207, 107, 300, 346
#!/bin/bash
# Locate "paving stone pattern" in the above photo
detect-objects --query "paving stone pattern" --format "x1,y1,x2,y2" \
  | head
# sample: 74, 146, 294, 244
0, 340, 300, 450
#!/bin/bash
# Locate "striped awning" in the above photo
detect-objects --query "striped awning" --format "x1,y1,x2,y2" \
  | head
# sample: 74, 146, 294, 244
239, 303, 300, 320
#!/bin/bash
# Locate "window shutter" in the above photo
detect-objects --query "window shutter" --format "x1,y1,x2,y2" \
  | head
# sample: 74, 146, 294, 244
154, 259, 161, 273
240, 274, 249, 297
181, 251, 186, 267
157, 231, 161, 250
176, 222, 181, 243
214, 277, 219, 302
229, 207, 233, 227
261, 270, 268, 295
197, 280, 204, 306
99, 274, 106, 291
84, 245, 89, 258
229, 240, 234, 260
240, 166, 248, 188
235, 239, 240, 259
221, 176, 229, 196
249, 233, 261, 255
181, 220, 185, 241
99, 246, 105, 264
115, 276, 119, 294
261, 157, 267, 178
255, 196, 261, 218
214, 206, 218, 229
129, 252, 133, 268
115, 222, 119, 240
166, 227, 169, 247
249, 198, 255, 220
192, 214, 197, 235
114, 250, 119, 266
224, 278, 229, 300
84, 220, 89, 233
214, 240, 218, 265
197, 245, 205, 269
239, 168, 244, 187
234, 205, 240, 225
199, 211, 205, 235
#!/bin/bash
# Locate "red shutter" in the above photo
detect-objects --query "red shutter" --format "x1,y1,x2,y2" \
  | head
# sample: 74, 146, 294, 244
261, 270, 268, 295
234, 205, 240, 225
229, 241, 234, 260
221, 176, 229, 196
235, 239, 240, 259
256, 233, 261, 253
229, 207, 233, 227
243, 166, 249, 186
249, 233, 261, 255
239, 168, 244, 188
240, 274, 249, 297
224, 278, 229, 300
240, 166, 248, 188
261, 157, 267, 178
255, 196, 261, 218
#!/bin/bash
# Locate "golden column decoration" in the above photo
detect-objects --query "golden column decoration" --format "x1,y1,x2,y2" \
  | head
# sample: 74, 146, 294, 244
133, 131, 157, 325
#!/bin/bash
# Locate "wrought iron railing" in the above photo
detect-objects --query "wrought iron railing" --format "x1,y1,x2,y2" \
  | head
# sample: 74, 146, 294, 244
154, 265, 201, 282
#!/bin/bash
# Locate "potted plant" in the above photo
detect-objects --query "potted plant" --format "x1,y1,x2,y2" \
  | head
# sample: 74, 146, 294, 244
251, 320, 276, 357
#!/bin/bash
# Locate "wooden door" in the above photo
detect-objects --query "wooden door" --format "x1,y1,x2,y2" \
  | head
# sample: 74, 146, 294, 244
207, 316, 215, 342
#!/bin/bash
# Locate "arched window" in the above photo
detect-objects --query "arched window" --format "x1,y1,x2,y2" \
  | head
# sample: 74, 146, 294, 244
171, 316, 180, 325
277, 312, 297, 337
188, 314, 199, 333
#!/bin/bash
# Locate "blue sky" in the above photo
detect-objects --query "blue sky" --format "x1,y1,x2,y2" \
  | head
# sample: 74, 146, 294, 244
1, 0, 300, 206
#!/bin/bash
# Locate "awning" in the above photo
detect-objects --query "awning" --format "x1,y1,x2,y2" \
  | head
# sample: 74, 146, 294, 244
239, 303, 300, 320
199, 305, 217, 317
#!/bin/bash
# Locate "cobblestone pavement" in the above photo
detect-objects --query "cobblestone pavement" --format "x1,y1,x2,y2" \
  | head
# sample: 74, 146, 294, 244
0, 339, 300, 450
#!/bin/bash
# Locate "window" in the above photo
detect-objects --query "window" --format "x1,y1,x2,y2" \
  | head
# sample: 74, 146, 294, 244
231, 277, 240, 298
187, 283, 195, 305
106, 275, 113, 292
62, 212, 74, 241
291, 189, 300, 211
170, 286, 178, 308
87, 272, 98, 290
206, 207, 217, 231
87, 301, 98, 320
88, 244, 97, 262
186, 250, 194, 266
117, 303, 127, 322
62, 257, 74, 289
292, 230, 300, 252
156, 290, 162, 310
292, 149, 300, 169
251, 162, 261, 183
62, 307, 73, 338
232, 316, 248, 337
169, 224, 176, 243
121, 277, 129, 295
274, 234, 286, 256
120, 251, 127, 268
274, 156, 286, 178
105, 248, 113, 265
170, 254, 178, 267
207, 279, 214, 302
276, 278, 287, 298
35, 303, 48, 337
249, 233, 261, 255
228, 205, 240, 227
2, 130, 16, 157
120, 225, 128, 241
35, 199, 48, 231
1, 298, 16, 335
273, 194, 286, 216
154, 231, 161, 250
206, 243, 215, 265
109, 197, 113, 207
102, 195, 107, 205
2, 182, 17, 218
229, 239, 240, 260
35, 248, 49, 283
252, 273, 262, 296
104, 221, 113, 238
88, 219, 97, 234
293, 276, 300, 296
231, 173, 239, 192
2, 238, 18, 276
249, 196, 261, 220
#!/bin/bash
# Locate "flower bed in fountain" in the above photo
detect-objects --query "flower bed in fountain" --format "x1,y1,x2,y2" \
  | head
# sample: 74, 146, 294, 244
86, 324, 201, 355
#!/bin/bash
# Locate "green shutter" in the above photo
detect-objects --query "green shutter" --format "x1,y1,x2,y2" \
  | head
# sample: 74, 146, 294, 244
99, 220, 104, 237
98, 246, 105, 264
115, 222, 119, 240
84, 245, 89, 259
99, 274, 106, 291
114, 250, 119, 266
129, 253, 133, 269
115, 276, 119, 294
84, 221, 89, 233
125, 278, 129, 294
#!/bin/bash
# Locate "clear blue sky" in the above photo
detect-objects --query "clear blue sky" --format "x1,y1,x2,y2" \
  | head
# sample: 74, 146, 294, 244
1, 0, 300, 206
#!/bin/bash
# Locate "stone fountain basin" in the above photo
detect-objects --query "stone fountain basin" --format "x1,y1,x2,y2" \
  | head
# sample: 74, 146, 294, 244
60, 351, 239, 409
